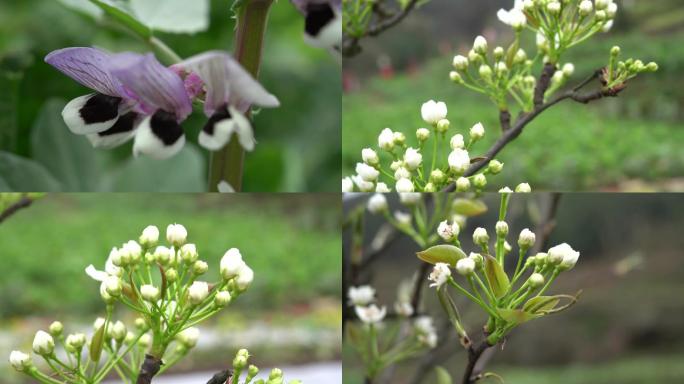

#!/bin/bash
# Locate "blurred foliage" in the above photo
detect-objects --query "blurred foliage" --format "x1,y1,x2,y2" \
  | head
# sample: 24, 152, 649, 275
0, 0, 340, 192
0, 194, 341, 319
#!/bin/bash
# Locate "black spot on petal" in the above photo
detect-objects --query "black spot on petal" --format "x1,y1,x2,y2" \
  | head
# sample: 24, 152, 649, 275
202, 106, 232, 136
150, 110, 184, 145
80, 94, 122, 124
98, 112, 138, 136
305, 3, 334, 37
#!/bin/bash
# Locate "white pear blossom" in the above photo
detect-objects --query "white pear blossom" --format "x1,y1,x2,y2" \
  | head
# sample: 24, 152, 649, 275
348, 285, 376, 306
188, 281, 210, 304
166, 223, 187, 246
518, 228, 536, 248
396, 178, 414, 193
342, 177, 353, 192
473, 227, 489, 245
437, 220, 460, 241
579, 0, 593, 15
236, 265, 254, 290
456, 258, 476, 276
428, 263, 451, 288
9, 351, 31, 371
215, 290, 232, 306
421, 100, 447, 124
497, 5, 527, 30
378, 128, 395, 150
355, 304, 387, 324
356, 162, 380, 182
550, 243, 581, 270
180, 243, 198, 264
352, 175, 374, 192
32, 331, 54, 355
362, 148, 379, 165
367, 193, 388, 214
220, 248, 246, 279
448, 148, 470, 173
403, 147, 423, 170
450, 134, 465, 149
456, 177, 471, 191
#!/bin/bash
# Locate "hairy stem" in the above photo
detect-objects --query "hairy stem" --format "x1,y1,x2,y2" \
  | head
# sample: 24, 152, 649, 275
208, 0, 273, 192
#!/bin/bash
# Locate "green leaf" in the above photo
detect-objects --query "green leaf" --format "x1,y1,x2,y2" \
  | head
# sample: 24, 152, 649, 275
523, 296, 561, 314
0, 70, 22, 152
56, 0, 103, 18
0, 152, 61, 191
497, 308, 538, 326
101, 145, 205, 192
505, 39, 520, 69
417, 244, 466, 266
89, 324, 105, 363
31, 99, 103, 191
130, 0, 209, 34
452, 198, 488, 217
434, 366, 453, 384
484, 255, 510, 299
89, 0, 151, 38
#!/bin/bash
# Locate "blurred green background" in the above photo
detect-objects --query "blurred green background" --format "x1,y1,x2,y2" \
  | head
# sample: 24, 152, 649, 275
0, 193, 341, 382
342, 0, 684, 191
0, 0, 341, 192
342, 193, 684, 384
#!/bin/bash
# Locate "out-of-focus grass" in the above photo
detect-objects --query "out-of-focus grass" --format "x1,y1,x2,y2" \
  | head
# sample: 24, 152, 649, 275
342, 33, 684, 191
0, 194, 341, 318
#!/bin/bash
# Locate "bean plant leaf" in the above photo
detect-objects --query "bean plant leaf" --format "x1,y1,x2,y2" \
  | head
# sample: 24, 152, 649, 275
417, 244, 466, 266
0, 152, 61, 192
90, 324, 105, 363
130, 0, 210, 34
88, 0, 151, 38
452, 198, 488, 217
484, 255, 510, 299
56, 0, 103, 17
434, 366, 453, 384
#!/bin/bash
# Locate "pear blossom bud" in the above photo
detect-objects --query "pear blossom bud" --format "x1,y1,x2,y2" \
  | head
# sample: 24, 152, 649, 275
215, 290, 232, 307
166, 223, 187, 246
534, 252, 548, 267
394, 166, 410, 180
499, 187, 513, 194
452, 55, 469, 70
32, 330, 54, 355
140, 284, 160, 302
552, 70, 564, 84
378, 128, 395, 151
495, 221, 509, 237
236, 265, 254, 290
606, 2, 617, 18
473, 227, 489, 245
437, 220, 459, 241
165, 268, 178, 282
135, 318, 148, 330
177, 327, 200, 349
367, 193, 388, 214
221, 248, 246, 279
49, 321, 63, 336
394, 211, 412, 226
139, 225, 159, 247
468, 49, 481, 64
436, 119, 450, 133
421, 100, 447, 125
138, 334, 151, 348
450, 71, 464, 83
595, 0, 610, 10
479, 64, 492, 79
469, 252, 484, 268
404, 147, 423, 170
416, 128, 430, 141
104, 275, 122, 297
356, 162, 380, 182
456, 177, 471, 192
188, 281, 209, 305
495, 61, 508, 76
515, 183, 532, 193
473, 35, 488, 54
488, 160, 503, 174
562, 63, 575, 77
595, 10, 607, 21
550, 243, 580, 270
348, 285, 375, 306
393, 131, 407, 145
450, 134, 465, 149
456, 258, 476, 276
93, 317, 105, 330
514, 49, 527, 64
448, 148, 470, 174
65, 333, 86, 352
248, 365, 260, 378
109, 247, 124, 267
394, 301, 414, 317
524, 75, 536, 88
269, 368, 283, 380
362, 148, 379, 165
518, 228, 536, 248
9, 351, 31, 371
493, 46, 504, 61
122, 240, 142, 263
180, 244, 198, 264
355, 304, 387, 323
154, 246, 173, 265
375, 182, 391, 193
342, 177, 353, 192
504, 241, 512, 254
579, 0, 593, 15
396, 178, 415, 193
424, 182, 436, 192
547, 1, 561, 15
646, 62, 658, 72
111, 321, 126, 342
470, 123, 485, 140
193, 260, 208, 275
528, 273, 545, 288
399, 192, 421, 205
430, 169, 445, 183
234, 354, 248, 370
428, 263, 451, 288
473, 174, 487, 188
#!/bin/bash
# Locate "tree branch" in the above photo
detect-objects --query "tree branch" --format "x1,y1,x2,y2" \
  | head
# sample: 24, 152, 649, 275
498, 110, 511, 133
461, 341, 492, 384
534, 63, 556, 107
136, 355, 162, 384
0, 196, 33, 224
531, 193, 562, 254
367, 0, 420, 36
205, 369, 232, 384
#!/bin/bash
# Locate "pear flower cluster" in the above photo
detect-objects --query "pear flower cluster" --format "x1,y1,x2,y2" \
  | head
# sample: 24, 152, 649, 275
9, 224, 258, 384
418, 193, 582, 347
343, 100, 527, 193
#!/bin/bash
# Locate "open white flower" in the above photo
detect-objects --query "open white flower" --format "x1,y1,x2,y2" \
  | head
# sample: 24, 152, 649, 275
497, 5, 527, 30
437, 220, 460, 241
429, 263, 451, 288
355, 304, 387, 324
348, 285, 376, 306
549, 243, 581, 270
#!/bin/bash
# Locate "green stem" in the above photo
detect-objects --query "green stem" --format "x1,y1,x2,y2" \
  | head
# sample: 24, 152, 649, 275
208, 0, 273, 192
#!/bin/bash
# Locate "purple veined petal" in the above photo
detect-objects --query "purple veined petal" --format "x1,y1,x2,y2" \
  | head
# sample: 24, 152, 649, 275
178, 51, 279, 116
108, 53, 193, 121
45, 47, 122, 97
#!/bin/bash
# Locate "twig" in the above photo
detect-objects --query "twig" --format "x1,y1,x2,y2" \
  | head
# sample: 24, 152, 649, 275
461, 341, 492, 384
367, 0, 420, 36
534, 63, 557, 107
531, 193, 562, 254
0, 196, 33, 224
498, 110, 511, 132
136, 355, 162, 384
410, 262, 431, 318
205, 369, 232, 384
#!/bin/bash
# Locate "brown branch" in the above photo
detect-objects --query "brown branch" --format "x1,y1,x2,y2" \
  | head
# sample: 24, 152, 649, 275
534, 63, 556, 107
136, 355, 162, 384
206, 369, 232, 384
410, 262, 431, 318
498, 110, 511, 132
367, 0, 420, 36
0, 196, 33, 224
531, 193, 562, 254
461, 341, 492, 384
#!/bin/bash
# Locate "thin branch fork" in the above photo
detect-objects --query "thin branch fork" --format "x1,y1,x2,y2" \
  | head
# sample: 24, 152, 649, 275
0, 196, 33, 224
461, 341, 492, 384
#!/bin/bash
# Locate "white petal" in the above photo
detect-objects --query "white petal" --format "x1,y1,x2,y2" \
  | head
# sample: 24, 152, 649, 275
85, 112, 140, 149
229, 106, 255, 151
85, 265, 108, 282
304, 12, 342, 49
132, 114, 185, 160
62, 94, 119, 134
198, 119, 234, 151
217, 180, 235, 193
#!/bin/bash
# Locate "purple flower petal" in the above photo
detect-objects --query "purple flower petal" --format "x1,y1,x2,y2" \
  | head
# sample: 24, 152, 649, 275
178, 51, 279, 116
44, 47, 123, 97
108, 53, 192, 121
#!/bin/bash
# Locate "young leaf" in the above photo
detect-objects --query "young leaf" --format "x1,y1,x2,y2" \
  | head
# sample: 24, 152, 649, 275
130, 0, 209, 34
484, 255, 510, 299
90, 324, 105, 363
0, 152, 61, 192
523, 296, 561, 314
497, 308, 537, 326
417, 244, 466, 266
452, 198, 488, 217
434, 366, 453, 384
88, 0, 151, 39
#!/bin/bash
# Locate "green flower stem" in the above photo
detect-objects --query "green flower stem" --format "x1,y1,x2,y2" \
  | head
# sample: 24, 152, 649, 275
473, 270, 496, 304
535, 269, 560, 297
28, 367, 64, 384
92, 332, 146, 383
447, 277, 497, 318
208, 0, 273, 192
513, 246, 528, 279
42, 356, 71, 382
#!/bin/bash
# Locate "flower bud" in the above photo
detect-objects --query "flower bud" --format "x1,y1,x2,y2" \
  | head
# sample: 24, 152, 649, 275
139, 225, 159, 247
488, 160, 503, 174
424, 183, 436, 192
472, 174, 487, 189
154, 246, 173, 265
393, 131, 406, 145
450, 134, 464, 149
233, 355, 248, 370
437, 220, 459, 241
362, 148, 379, 165
166, 223, 187, 246
473, 227, 489, 245
528, 273, 545, 288
430, 169, 445, 183
356, 162, 380, 182
456, 177, 471, 192
177, 327, 200, 349
514, 48, 527, 64
479, 64, 492, 79
248, 364, 260, 378
65, 333, 86, 352
140, 284, 160, 302
188, 281, 210, 305
468, 50, 481, 64
515, 183, 532, 193
135, 317, 148, 330
165, 268, 178, 282
49, 321, 63, 336
456, 258, 476, 276
376, 182, 391, 193
448, 148, 470, 174
378, 128, 395, 151
104, 275, 122, 297
452, 55, 469, 71
180, 244, 198, 264
606, 2, 617, 18
367, 193, 388, 214
416, 128, 430, 141
518, 228, 536, 248
473, 35, 488, 54
215, 290, 232, 307
469, 122, 485, 140
138, 334, 151, 348
32, 330, 54, 356
110, 321, 126, 342
269, 368, 283, 380
468, 252, 484, 268
504, 240, 512, 254
396, 178, 415, 193
547, 1, 561, 14
493, 46, 504, 61
193, 260, 208, 275
394, 166, 411, 181
404, 147, 422, 170
436, 119, 450, 133
236, 265, 254, 290
562, 63, 575, 77
399, 192, 421, 205
534, 252, 548, 267
495, 221, 509, 237
9, 351, 32, 371
646, 62, 658, 72
110, 247, 123, 266
450, 71, 463, 83
220, 248, 246, 280
579, 0, 593, 15
498, 186, 512, 193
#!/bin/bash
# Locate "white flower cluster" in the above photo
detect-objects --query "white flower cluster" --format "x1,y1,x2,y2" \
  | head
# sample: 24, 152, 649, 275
343, 100, 524, 193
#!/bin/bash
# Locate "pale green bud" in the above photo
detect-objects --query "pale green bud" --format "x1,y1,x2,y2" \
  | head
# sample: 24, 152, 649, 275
49, 321, 63, 337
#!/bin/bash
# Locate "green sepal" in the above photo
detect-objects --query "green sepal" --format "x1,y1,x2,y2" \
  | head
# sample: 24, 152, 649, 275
417, 244, 466, 266
484, 254, 510, 299
452, 198, 488, 217
90, 323, 105, 363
